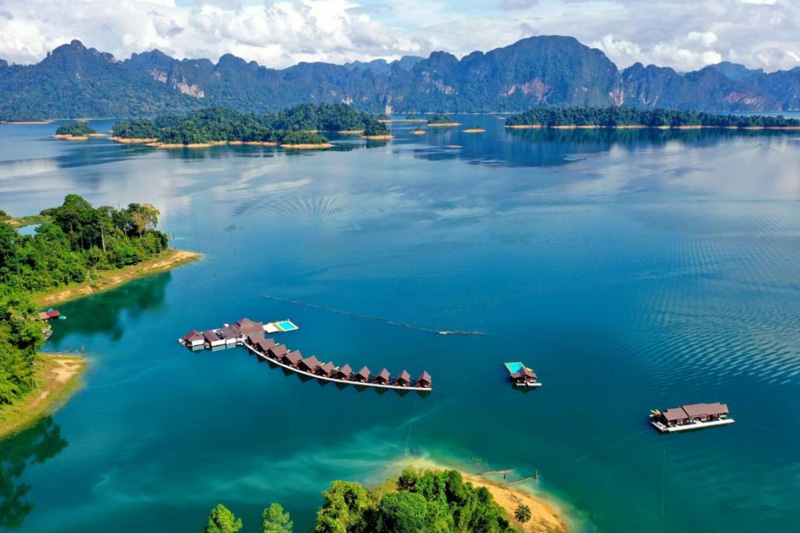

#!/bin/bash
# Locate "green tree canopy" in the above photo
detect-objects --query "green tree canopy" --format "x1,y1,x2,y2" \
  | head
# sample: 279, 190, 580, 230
204, 504, 243, 533
262, 503, 293, 533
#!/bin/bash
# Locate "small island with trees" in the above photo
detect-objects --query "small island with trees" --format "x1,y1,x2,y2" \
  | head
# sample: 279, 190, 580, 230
111, 104, 391, 149
427, 114, 461, 127
201, 467, 567, 532
505, 106, 800, 130
0, 195, 200, 439
53, 121, 97, 140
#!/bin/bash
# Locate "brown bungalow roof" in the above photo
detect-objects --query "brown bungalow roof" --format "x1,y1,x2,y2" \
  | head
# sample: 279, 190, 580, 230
248, 330, 266, 343
376, 368, 391, 381
417, 371, 432, 384
319, 362, 336, 375
239, 321, 264, 336
256, 338, 276, 351
46, 310, 61, 318
682, 403, 729, 418
337, 364, 353, 377
662, 408, 689, 422
396, 370, 411, 383
38, 312, 50, 321
183, 330, 203, 342
269, 345, 288, 357
218, 325, 239, 339
203, 330, 221, 343
512, 368, 537, 379
300, 355, 320, 370
285, 350, 303, 365
356, 366, 371, 380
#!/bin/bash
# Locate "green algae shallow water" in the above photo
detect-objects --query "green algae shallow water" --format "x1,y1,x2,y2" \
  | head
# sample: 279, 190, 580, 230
1, 117, 800, 532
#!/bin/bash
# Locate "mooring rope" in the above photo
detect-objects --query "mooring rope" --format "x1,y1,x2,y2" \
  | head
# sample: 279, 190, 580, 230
261, 294, 488, 336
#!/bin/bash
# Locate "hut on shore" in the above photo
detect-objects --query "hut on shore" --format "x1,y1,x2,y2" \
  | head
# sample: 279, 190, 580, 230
416, 371, 432, 388
336, 364, 353, 380
354, 366, 371, 383
395, 370, 411, 387
375, 368, 391, 385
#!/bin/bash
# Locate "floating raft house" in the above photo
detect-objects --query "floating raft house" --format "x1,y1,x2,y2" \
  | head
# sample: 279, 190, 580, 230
504, 361, 542, 387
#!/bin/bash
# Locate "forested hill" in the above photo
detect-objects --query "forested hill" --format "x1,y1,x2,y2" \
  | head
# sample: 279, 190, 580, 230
1, 36, 799, 120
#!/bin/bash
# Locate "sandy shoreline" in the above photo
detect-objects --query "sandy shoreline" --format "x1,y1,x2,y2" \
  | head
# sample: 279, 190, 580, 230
428, 122, 462, 127
463, 128, 486, 133
388, 457, 569, 532
0, 354, 87, 440
34, 249, 201, 307
362, 134, 393, 140
280, 143, 334, 149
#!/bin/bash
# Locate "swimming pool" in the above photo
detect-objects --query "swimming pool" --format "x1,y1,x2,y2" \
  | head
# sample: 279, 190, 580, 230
277, 320, 298, 331
504, 362, 524, 374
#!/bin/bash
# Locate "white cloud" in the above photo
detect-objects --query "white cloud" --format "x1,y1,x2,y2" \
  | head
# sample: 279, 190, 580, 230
0, 0, 796, 72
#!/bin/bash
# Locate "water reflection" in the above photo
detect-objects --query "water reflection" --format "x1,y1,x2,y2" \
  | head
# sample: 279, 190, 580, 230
47, 272, 171, 346
0, 418, 67, 530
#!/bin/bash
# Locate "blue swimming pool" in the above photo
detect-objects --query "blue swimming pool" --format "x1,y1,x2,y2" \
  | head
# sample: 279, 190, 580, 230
278, 320, 298, 331
504, 362, 523, 374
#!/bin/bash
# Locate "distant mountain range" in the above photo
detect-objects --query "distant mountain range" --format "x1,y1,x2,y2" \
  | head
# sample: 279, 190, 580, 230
0, 36, 798, 120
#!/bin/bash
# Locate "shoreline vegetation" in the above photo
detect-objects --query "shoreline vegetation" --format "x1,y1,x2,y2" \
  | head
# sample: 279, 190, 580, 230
1, 196, 199, 436
34, 248, 201, 307
204, 460, 568, 532
505, 106, 800, 130
0, 354, 87, 440
53, 120, 97, 141
111, 104, 390, 148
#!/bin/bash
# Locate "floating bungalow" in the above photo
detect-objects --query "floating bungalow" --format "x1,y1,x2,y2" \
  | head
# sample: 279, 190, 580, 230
285, 350, 303, 368
298, 355, 320, 373
181, 330, 205, 349
395, 370, 411, 387
354, 366, 371, 383
318, 362, 336, 377
38, 309, 61, 322
417, 371, 432, 388
650, 403, 734, 433
179, 318, 432, 392
336, 364, 353, 381
504, 362, 541, 387
203, 330, 225, 349
375, 368, 391, 385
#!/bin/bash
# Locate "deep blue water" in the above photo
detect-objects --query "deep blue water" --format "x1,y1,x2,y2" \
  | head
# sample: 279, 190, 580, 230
1, 117, 799, 532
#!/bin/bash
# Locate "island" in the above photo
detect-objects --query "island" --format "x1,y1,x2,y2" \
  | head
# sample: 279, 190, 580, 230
427, 114, 462, 127
53, 121, 97, 140
504, 106, 800, 130
202, 465, 568, 532
0, 195, 200, 439
110, 104, 387, 148
362, 120, 393, 140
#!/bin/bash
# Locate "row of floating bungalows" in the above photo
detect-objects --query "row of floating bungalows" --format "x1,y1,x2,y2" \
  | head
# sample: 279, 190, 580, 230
247, 336, 432, 389
180, 318, 432, 390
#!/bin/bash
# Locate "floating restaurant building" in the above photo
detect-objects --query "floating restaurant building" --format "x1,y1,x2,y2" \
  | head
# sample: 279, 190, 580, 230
651, 403, 733, 433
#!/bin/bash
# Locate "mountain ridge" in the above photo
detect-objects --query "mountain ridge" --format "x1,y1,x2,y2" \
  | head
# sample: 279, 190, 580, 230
1, 36, 798, 120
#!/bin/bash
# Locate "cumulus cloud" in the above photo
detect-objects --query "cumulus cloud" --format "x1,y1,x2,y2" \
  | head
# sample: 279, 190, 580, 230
0, 0, 797, 72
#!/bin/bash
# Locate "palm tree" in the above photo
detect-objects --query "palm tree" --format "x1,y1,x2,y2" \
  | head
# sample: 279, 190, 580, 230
514, 503, 532, 524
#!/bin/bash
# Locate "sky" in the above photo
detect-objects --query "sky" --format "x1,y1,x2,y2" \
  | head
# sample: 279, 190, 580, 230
0, 0, 798, 72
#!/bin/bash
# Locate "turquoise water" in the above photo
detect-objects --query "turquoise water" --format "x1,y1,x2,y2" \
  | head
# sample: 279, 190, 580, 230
1, 118, 800, 532
278, 321, 298, 331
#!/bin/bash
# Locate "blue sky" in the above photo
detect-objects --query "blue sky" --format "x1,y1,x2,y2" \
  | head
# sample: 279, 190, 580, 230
0, 0, 797, 72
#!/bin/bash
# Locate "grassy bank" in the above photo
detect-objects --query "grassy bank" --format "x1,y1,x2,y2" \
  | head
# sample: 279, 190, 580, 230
34, 248, 201, 307
0, 354, 87, 440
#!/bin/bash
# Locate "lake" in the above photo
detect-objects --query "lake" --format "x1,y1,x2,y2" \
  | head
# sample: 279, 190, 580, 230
1, 117, 799, 532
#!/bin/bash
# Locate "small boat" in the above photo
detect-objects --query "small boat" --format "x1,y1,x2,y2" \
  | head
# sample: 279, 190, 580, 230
650, 403, 734, 433
504, 362, 541, 387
